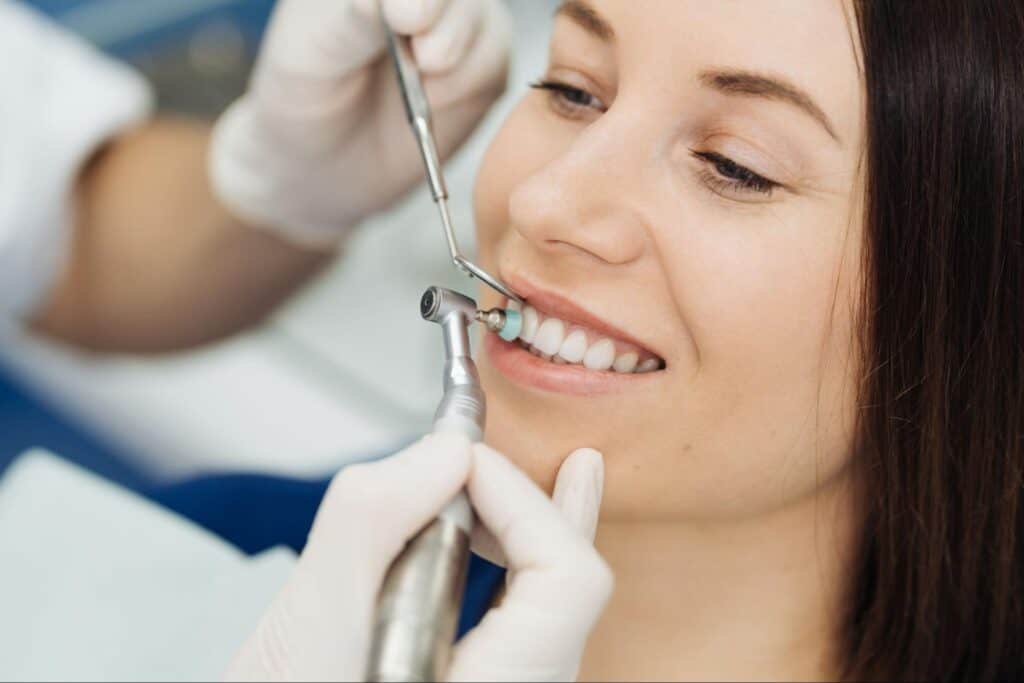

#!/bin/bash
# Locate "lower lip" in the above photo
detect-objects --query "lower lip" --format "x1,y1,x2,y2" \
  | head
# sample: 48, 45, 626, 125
483, 332, 661, 396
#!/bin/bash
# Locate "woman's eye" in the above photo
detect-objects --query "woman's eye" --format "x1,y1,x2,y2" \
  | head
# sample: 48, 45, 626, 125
530, 79, 606, 118
691, 151, 780, 198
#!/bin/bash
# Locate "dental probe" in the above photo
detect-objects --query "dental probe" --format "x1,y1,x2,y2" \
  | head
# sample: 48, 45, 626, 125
367, 288, 497, 683
380, 12, 525, 305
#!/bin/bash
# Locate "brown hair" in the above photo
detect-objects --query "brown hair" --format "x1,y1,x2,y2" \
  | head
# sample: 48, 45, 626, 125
844, 1, 1024, 679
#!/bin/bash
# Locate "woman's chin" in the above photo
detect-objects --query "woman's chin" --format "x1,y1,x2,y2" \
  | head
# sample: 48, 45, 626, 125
480, 403, 564, 495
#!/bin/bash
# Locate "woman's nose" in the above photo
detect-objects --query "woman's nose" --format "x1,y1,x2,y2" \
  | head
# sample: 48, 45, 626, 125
508, 120, 648, 267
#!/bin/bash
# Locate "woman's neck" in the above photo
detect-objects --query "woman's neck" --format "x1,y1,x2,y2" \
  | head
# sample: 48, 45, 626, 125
578, 475, 857, 681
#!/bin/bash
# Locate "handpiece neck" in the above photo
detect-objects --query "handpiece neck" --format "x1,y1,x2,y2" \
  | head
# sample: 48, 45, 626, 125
440, 312, 477, 391
434, 310, 485, 440
440, 312, 472, 358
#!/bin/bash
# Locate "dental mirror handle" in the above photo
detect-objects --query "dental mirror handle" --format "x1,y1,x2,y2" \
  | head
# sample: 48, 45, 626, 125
380, 14, 525, 305
381, 14, 448, 204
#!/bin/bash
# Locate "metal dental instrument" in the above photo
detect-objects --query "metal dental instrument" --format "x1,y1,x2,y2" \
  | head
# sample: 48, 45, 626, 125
367, 19, 528, 680
476, 305, 523, 342
366, 287, 487, 683
381, 14, 525, 305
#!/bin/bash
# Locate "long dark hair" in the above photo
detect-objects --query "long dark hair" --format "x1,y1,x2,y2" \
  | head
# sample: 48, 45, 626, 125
844, 1, 1024, 679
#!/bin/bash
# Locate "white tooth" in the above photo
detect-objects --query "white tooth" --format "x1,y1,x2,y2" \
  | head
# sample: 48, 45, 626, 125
635, 358, 661, 373
520, 306, 540, 344
552, 356, 567, 364
506, 300, 522, 312
557, 330, 588, 364
533, 318, 566, 356
583, 338, 616, 371
613, 351, 639, 373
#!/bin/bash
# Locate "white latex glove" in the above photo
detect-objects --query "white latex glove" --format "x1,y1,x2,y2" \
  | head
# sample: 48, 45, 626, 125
225, 434, 611, 682
210, 0, 511, 249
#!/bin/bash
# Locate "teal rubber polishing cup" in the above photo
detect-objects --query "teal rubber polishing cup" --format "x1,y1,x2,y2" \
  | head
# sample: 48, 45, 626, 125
499, 309, 523, 342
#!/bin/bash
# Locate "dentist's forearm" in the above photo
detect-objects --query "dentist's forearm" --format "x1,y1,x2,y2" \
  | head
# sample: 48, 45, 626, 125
31, 118, 330, 353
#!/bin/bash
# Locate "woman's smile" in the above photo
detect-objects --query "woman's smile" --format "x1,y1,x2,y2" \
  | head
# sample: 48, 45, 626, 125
483, 273, 667, 395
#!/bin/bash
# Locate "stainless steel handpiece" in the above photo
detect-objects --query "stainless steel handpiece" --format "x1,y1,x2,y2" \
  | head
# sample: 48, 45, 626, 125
365, 288, 484, 683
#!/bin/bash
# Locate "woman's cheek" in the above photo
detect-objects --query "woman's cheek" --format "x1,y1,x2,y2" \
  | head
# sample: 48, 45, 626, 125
473, 97, 567, 255
474, 107, 525, 246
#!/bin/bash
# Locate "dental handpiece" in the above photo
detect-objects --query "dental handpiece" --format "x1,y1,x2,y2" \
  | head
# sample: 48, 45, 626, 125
366, 288, 520, 682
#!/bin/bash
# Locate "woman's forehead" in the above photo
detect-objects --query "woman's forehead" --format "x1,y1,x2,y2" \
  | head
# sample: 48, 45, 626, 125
554, 0, 863, 145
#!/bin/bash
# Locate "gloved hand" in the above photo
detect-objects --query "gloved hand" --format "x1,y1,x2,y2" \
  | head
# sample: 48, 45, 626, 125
225, 434, 611, 682
210, 0, 511, 249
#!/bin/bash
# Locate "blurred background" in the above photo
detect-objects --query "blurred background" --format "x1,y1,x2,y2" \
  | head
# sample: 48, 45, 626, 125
0, 0, 555, 484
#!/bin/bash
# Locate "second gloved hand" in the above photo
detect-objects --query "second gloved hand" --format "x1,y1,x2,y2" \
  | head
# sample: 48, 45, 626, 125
225, 435, 611, 681
210, 0, 511, 248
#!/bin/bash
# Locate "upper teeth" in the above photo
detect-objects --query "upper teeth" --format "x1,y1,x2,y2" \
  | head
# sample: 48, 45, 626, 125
507, 302, 663, 374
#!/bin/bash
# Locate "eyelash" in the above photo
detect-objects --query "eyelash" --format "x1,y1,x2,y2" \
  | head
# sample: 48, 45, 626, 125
530, 79, 606, 114
529, 79, 781, 198
691, 151, 780, 197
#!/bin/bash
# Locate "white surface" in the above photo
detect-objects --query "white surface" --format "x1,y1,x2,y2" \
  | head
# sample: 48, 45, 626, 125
0, 326, 414, 478
0, 1, 555, 481
0, 451, 295, 681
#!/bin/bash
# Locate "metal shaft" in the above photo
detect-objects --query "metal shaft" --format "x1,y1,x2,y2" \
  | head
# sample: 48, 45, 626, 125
380, 13, 524, 305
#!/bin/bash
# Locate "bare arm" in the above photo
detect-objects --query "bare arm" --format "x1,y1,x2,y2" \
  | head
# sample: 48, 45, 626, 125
31, 118, 331, 353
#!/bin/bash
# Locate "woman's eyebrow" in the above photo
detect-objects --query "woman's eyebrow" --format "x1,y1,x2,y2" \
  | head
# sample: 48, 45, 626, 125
555, 0, 614, 42
700, 69, 842, 145
552, 5, 841, 147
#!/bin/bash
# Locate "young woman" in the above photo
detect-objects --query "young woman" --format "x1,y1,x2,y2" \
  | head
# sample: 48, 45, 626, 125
242, 1, 1023, 679
465, 0, 1023, 679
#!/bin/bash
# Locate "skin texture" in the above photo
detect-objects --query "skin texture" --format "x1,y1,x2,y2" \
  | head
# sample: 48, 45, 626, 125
32, 120, 329, 352
472, 1, 866, 678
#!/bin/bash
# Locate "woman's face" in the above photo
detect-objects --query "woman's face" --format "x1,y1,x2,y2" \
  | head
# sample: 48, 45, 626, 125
473, 0, 865, 522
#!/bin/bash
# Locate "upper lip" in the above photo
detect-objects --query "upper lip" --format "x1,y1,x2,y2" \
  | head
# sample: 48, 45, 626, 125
503, 272, 664, 360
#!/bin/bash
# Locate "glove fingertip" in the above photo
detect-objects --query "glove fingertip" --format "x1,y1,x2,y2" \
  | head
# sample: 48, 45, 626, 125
411, 0, 478, 74
382, 0, 447, 34
552, 448, 605, 542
